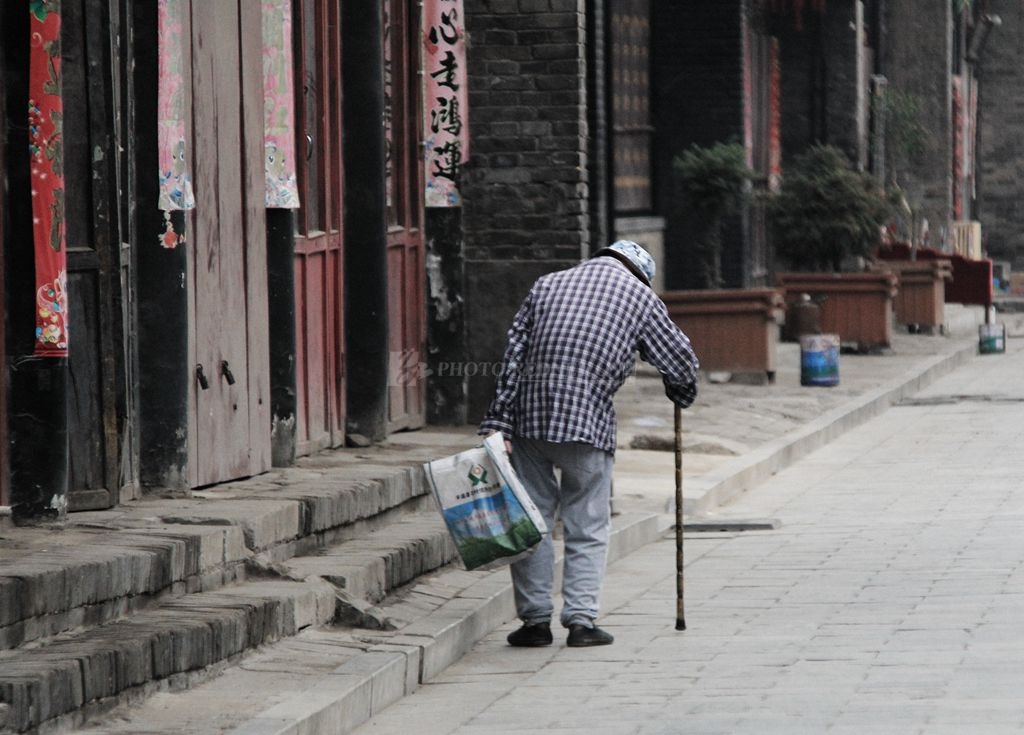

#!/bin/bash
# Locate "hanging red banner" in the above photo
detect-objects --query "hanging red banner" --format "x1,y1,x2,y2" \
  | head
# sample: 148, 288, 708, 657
29, 1, 67, 356
423, 0, 469, 207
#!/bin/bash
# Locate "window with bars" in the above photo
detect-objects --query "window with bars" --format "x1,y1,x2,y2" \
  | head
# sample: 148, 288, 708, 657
610, 0, 652, 214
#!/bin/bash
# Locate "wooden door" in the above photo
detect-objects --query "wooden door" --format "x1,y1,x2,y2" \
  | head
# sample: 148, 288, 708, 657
293, 0, 345, 455
188, 1, 270, 487
63, 0, 125, 510
384, 0, 426, 432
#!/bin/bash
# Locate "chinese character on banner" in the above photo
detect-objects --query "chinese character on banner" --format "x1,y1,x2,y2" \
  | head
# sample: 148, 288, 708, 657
423, 0, 469, 207
29, 0, 67, 356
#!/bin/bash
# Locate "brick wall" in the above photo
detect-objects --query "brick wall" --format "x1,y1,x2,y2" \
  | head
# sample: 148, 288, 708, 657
882, 0, 954, 244
779, 3, 866, 169
977, 0, 1024, 267
462, 0, 590, 420
823, 2, 864, 167
776, 16, 818, 165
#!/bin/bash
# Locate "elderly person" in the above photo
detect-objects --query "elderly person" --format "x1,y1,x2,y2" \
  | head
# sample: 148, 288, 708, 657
480, 241, 699, 647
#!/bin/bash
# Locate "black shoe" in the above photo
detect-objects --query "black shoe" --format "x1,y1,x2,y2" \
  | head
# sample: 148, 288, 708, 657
566, 624, 614, 647
507, 622, 553, 647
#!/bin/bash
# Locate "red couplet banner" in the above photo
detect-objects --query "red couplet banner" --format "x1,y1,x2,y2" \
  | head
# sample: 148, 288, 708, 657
423, 0, 469, 208
29, 2, 67, 356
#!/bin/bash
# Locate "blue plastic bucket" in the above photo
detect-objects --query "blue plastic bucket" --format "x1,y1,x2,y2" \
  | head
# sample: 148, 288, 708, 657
800, 334, 840, 387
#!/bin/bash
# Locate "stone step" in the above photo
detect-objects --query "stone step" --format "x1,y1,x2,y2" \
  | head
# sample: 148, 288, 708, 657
0, 449, 455, 652
0, 508, 461, 734
0, 525, 250, 651
272, 512, 457, 606
74, 512, 665, 735
0, 579, 336, 734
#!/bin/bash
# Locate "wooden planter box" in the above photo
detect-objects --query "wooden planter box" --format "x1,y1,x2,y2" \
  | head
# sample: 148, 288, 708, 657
877, 243, 993, 309
875, 259, 952, 333
776, 272, 898, 351
662, 288, 784, 384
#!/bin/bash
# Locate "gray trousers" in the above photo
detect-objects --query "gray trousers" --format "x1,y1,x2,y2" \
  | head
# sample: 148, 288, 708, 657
509, 437, 614, 628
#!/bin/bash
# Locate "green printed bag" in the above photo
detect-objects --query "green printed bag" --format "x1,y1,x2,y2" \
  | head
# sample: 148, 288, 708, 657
424, 433, 547, 571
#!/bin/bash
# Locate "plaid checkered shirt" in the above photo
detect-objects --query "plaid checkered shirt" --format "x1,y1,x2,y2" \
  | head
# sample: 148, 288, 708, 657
479, 257, 699, 453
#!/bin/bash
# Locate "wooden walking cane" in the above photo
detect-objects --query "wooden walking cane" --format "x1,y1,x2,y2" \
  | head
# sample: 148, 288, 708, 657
674, 403, 686, 631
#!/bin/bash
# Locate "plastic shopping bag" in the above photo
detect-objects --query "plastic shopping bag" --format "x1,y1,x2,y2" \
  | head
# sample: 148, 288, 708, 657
424, 433, 547, 571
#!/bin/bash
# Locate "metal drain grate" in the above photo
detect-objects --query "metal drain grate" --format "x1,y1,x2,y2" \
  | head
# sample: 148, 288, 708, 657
678, 518, 782, 533
899, 394, 1024, 406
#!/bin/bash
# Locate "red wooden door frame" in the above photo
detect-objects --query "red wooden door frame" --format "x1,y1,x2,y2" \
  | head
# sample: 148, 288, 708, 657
384, 0, 426, 432
293, 0, 346, 455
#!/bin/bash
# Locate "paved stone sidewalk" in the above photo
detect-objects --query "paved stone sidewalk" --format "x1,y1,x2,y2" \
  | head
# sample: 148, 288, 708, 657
7, 306, 1013, 733
353, 338, 1024, 734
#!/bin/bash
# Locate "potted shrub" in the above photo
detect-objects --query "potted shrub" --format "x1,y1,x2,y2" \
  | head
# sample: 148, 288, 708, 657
769, 144, 898, 351
663, 142, 784, 384
672, 142, 751, 289
768, 144, 893, 272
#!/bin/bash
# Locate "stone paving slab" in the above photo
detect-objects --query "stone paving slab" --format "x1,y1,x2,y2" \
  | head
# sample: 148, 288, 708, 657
345, 338, 1024, 734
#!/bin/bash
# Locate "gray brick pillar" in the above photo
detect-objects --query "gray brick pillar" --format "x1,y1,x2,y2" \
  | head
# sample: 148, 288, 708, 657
976, 0, 1024, 267
462, 0, 590, 421
821, 0, 868, 169
882, 0, 954, 246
